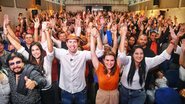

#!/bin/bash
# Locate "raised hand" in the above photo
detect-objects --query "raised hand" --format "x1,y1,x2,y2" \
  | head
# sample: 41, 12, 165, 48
119, 24, 127, 37
91, 27, 99, 38
169, 26, 178, 40
169, 26, 179, 50
119, 16, 124, 23
140, 24, 144, 31
146, 26, 150, 31
111, 24, 117, 35
42, 21, 50, 31
83, 11, 86, 16
49, 18, 56, 29
3, 14, 10, 35
33, 17, 40, 29
62, 25, 68, 32
119, 24, 127, 53
24, 76, 36, 90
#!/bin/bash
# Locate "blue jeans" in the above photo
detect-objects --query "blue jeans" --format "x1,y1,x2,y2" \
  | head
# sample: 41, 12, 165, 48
61, 88, 87, 104
119, 84, 146, 104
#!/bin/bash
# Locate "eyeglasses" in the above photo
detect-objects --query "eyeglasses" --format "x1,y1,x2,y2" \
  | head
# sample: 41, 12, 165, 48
9, 61, 22, 66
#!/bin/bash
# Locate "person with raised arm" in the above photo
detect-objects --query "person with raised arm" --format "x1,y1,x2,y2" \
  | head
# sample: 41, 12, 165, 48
4, 14, 57, 104
90, 27, 122, 104
118, 24, 176, 104
48, 26, 104, 104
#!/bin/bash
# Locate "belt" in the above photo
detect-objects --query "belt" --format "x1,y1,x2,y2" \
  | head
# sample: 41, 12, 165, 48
128, 88, 145, 92
122, 84, 145, 92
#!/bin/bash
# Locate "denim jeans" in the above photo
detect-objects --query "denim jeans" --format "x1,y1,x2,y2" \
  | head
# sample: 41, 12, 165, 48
61, 88, 87, 104
119, 84, 146, 104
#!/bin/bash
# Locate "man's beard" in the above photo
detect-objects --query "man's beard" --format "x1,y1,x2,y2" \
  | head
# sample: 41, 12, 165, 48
13, 67, 23, 74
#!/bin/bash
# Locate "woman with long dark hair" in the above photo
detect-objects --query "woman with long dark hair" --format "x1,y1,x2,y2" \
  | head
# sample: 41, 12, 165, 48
118, 25, 176, 104
29, 42, 47, 75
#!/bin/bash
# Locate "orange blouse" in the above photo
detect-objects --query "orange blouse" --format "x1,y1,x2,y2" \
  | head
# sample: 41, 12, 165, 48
96, 63, 120, 90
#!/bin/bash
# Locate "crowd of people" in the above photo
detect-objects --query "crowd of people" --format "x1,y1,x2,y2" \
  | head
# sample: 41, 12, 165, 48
0, 10, 185, 104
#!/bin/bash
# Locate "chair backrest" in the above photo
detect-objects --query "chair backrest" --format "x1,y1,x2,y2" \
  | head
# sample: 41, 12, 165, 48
155, 88, 181, 104
165, 69, 179, 88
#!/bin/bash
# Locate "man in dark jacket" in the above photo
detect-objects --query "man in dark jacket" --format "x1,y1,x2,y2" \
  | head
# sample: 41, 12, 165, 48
6, 52, 46, 104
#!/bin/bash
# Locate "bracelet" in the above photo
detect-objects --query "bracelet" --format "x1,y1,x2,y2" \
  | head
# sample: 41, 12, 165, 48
170, 40, 175, 45
177, 35, 181, 39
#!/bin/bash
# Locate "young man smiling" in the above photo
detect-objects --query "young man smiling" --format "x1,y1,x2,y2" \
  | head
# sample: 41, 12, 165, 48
51, 31, 103, 104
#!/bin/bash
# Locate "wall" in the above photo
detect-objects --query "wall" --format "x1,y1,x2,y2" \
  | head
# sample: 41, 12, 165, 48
129, 0, 183, 11
65, 0, 128, 12
145, 7, 185, 23
0, 6, 29, 27
181, 0, 185, 7
0, 0, 14, 7
112, 5, 128, 11
159, 0, 179, 8
66, 5, 85, 12
65, 4, 128, 12
65, 0, 128, 5
16, 0, 34, 8
165, 7, 185, 23
129, 0, 185, 23
0, 0, 62, 28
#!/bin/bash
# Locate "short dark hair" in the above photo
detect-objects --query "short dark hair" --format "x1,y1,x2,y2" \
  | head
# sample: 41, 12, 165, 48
6, 52, 28, 67
150, 30, 158, 34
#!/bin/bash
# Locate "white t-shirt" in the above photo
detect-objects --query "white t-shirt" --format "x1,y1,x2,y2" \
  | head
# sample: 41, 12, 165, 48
155, 76, 168, 88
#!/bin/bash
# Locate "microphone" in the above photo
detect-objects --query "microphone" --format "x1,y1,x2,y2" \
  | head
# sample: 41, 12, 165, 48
70, 59, 73, 61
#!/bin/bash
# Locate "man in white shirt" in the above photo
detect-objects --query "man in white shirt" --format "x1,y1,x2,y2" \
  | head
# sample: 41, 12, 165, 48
52, 33, 103, 104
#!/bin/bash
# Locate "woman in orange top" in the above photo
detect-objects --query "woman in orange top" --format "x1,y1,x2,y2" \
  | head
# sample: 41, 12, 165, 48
90, 27, 122, 104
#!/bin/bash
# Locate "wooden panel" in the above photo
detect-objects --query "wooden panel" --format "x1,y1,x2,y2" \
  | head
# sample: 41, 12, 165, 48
41, 0, 47, 10
129, 0, 181, 11
181, 0, 185, 7
0, 0, 14, 7
65, 0, 127, 5
160, 0, 179, 8
16, 0, 33, 8
41, 0, 60, 11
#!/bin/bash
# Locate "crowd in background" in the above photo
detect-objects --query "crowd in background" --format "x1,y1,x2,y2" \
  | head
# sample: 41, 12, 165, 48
0, 10, 185, 104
